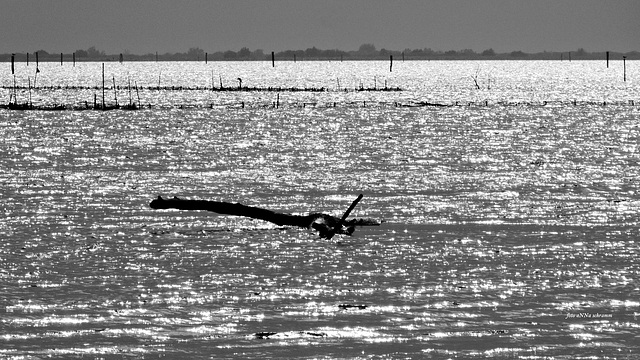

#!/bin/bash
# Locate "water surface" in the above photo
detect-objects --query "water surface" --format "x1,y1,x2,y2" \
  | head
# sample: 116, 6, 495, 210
1, 61, 639, 359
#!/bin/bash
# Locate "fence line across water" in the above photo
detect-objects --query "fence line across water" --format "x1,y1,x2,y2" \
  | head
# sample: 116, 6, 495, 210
0, 85, 403, 92
1, 98, 638, 111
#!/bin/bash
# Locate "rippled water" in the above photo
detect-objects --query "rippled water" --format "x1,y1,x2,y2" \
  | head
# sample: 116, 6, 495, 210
1, 61, 639, 359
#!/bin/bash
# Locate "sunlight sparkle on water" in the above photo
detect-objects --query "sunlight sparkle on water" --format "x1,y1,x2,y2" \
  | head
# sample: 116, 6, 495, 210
1, 61, 639, 358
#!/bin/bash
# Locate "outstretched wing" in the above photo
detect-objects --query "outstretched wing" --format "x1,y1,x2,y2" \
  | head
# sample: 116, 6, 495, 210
150, 196, 317, 227
149, 196, 380, 237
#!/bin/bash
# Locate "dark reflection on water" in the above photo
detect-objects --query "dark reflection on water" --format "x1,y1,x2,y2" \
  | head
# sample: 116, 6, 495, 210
2, 98, 640, 358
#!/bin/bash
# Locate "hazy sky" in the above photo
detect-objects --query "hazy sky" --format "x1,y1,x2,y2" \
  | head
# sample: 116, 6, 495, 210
1, 0, 639, 54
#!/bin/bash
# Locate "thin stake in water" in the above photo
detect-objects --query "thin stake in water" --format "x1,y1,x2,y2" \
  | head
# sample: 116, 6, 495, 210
128, 77, 132, 107
102, 63, 105, 110
112, 75, 118, 106
28, 77, 32, 108
135, 81, 141, 106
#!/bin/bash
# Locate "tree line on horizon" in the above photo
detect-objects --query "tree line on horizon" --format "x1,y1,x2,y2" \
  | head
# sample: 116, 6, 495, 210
2, 44, 638, 62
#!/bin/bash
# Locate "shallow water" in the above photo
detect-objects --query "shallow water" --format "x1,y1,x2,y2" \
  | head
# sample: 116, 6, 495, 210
1, 61, 639, 359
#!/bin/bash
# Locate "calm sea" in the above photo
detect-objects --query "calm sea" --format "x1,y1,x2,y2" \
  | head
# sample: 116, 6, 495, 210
1, 61, 639, 359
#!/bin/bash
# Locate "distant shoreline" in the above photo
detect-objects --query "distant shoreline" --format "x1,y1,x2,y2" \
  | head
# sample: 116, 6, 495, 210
2, 57, 638, 62
1, 45, 638, 63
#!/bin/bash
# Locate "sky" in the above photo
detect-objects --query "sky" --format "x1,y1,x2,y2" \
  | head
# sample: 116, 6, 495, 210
1, 0, 639, 55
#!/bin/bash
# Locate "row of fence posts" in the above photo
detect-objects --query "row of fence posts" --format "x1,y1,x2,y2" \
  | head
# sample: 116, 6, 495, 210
9, 50, 631, 76
4, 50, 632, 108
9, 51, 631, 82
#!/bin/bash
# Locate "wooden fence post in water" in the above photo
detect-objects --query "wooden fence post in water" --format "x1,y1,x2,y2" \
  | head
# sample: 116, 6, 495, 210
135, 81, 141, 106
61, 53, 63, 66
128, 78, 132, 107
205, 52, 208, 64
10, 54, 15, 104
623, 56, 627, 82
272, 52, 275, 67
102, 63, 105, 110
113, 76, 118, 106
390, 55, 393, 72
27, 53, 29, 66
36, 52, 39, 68
73, 52, 76, 67
606, 51, 609, 68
